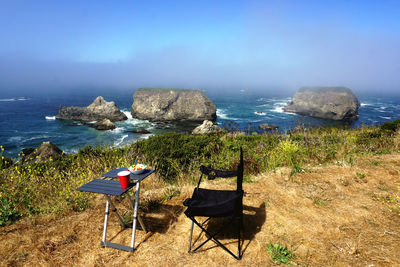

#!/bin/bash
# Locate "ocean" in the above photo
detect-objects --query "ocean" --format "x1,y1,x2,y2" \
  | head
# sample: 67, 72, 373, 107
1, 90, 399, 159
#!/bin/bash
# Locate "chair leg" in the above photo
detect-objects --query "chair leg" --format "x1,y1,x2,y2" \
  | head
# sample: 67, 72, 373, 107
188, 220, 195, 253
189, 216, 241, 260
237, 216, 242, 260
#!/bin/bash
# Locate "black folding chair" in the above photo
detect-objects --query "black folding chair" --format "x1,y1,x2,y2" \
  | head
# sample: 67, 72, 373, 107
183, 147, 244, 260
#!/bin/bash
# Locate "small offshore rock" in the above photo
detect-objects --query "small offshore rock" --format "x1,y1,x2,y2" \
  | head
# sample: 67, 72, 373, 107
22, 141, 63, 163
132, 128, 151, 134
192, 120, 225, 134
91, 119, 116, 130
258, 123, 279, 130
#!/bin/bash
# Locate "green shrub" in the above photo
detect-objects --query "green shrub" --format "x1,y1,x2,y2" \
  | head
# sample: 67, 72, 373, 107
134, 132, 222, 180
0, 146, 13, 170
267, 242, 296, 265
0, 197, 20, 226
381, 119, 400, 132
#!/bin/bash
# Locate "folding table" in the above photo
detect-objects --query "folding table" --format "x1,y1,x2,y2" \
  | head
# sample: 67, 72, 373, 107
77, 168, 154, 252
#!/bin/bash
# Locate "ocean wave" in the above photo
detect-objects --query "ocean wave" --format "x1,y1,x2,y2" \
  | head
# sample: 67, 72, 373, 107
122, 110, 133, 119
8, 135, 51, 143
110, 127, 124, 133
272, 106, 284, 113
8, 136, 23, 142
379, 116, 392, 120
374, 108, 386, 113
256, 104, 271, 108
114, 134, 129, 146
64, 148, 78, 155
216, 109, 238, 120
360, 103, 372, 107
0, 97, 30, 102
124, 118, 152, 126
271, 102, 287, 113
140, 134, 153, 140
45, 116, 56, 120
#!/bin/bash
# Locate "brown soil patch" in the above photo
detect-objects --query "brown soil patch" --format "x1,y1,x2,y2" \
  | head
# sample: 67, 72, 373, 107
1, 154, 400, 266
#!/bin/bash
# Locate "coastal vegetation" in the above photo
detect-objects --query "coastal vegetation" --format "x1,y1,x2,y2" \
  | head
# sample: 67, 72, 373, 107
0, 122, 400, 265
1, 122, 399, 226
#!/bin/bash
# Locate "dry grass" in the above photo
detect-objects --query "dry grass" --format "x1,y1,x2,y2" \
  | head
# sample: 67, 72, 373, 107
1, 153, 400, 266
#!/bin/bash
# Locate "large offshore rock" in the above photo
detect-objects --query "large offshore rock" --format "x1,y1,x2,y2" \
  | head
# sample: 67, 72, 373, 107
56, 96, 127, 122
131, 89, 216, 122
283, 87, 360, 121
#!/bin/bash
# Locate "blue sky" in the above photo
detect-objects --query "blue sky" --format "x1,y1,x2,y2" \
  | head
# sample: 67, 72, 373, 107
1, 0, 399, 94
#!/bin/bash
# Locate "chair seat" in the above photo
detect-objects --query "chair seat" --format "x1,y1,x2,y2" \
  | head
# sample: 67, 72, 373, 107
184, 188, 243, 218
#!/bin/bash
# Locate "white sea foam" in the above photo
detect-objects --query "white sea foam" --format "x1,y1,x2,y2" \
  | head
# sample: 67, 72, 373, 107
216, 109, 238, 120
271, 102, 287, 113
254, 111, 266, 116
122, 110, 133, 119
216, 109, 228, 119
272, 106, 284, 113
8, 136, 23, 142
140, 134, 153, 140
360, 103, 372, 107
0, 97, 30, 102
374, 108, 386, 113
256, 104, 270, 108
45, 116, 56, 120
111, 127, 124, 134
124, 118, 151, 126
380, 116, 392, 120
115, 134, 129, 146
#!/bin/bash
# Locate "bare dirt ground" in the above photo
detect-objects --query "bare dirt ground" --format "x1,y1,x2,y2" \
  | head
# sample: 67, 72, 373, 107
1, 153, 400, 267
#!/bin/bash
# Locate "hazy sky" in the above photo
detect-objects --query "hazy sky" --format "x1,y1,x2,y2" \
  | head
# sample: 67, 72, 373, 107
1, 0, 400, 95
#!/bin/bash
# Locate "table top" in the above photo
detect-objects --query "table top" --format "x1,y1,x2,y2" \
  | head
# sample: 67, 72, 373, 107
102, 168, 154, 182
77, 179, 135, 196
77, 168, 155, 196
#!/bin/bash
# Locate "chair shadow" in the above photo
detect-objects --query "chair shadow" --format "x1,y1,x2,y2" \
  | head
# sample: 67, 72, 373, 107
191, 203, 267, 256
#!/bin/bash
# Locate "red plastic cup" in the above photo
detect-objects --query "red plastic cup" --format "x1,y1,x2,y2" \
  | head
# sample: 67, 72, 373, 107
118, 170, 130, 188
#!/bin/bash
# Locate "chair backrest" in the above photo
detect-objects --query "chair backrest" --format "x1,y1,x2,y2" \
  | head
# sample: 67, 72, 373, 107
198, 147, 244, 192
237, 147, 244, 192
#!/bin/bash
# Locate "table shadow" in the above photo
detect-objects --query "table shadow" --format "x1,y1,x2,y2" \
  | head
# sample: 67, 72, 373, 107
140, 204, 185, 234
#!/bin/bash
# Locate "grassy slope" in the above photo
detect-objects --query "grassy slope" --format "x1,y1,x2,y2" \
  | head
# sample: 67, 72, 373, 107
1, 153, 399, 266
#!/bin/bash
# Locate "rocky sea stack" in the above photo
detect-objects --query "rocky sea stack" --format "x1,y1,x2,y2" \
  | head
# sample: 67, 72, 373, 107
131, 88, 216, 122
284, 87, 360, 121
56, 96, 127, 122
